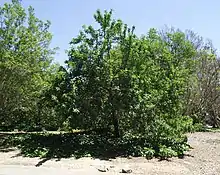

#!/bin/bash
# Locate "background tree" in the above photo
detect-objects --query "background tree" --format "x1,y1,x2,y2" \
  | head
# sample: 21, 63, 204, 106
160, 27, 220, 128
0, 0, 58, 131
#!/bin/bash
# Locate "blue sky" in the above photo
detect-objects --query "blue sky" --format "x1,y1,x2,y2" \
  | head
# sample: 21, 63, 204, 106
1, 0, 220, 65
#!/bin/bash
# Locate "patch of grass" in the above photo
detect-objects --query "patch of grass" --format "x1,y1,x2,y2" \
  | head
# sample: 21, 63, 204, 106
191, 122, 220, 133
205, 128, 220, 132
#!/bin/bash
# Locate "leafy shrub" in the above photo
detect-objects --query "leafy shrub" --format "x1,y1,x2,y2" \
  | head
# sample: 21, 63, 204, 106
143, 147, 155, 159
158, 145, 178, 159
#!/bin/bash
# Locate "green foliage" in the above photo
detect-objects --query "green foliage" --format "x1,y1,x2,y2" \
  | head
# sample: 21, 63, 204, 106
143, 147, 155, 159
181, 30, 220, 127
64, 9, 136, 136
1, 1, 219, 160
46, 9, 198, 157
158, 145, 178, 159
0, 0, 58, 130
64, 10, 197, 138
0, 132, 189, 159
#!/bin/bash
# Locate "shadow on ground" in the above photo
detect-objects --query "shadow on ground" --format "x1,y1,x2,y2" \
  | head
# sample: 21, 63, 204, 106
1, 132, 148, 158
0, 131, 190, 167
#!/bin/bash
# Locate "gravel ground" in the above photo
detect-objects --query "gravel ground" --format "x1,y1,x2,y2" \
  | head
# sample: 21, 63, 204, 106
0, 132, 220, 175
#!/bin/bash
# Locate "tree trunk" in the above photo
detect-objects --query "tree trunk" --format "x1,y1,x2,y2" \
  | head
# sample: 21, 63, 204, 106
112, 110, 120, 137
109, 84, 120, 138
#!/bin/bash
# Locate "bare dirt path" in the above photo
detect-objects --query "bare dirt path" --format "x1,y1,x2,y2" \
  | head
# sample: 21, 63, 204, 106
0, 132, 220, 175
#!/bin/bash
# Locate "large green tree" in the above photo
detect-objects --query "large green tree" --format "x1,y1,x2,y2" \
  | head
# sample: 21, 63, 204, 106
0, 0, 57, 130
65, 10, 136, 136
64, 10, 197, 141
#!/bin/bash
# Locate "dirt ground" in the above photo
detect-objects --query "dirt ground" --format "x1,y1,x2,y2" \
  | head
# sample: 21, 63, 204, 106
0, 132, 220, 175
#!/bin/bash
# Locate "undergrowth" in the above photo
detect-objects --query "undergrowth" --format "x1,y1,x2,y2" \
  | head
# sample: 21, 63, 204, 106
0, 131, 190, 160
